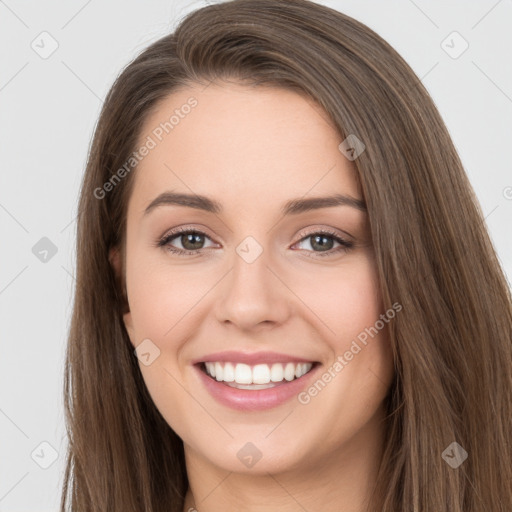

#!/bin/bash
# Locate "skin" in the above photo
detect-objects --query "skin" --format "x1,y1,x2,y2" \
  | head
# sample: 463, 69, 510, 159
111, 81, 395, 512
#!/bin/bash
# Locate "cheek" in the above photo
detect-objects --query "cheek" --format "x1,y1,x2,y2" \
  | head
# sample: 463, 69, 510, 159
125, 253, 200, 427
291, 253, 383, 343
126, 253, 211, 342
291, 257, 393, 446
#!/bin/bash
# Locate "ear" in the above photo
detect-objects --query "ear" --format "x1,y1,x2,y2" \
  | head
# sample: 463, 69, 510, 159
108, 246, 134, 334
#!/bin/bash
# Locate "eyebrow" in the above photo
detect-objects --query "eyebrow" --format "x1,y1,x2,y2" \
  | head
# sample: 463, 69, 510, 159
143, 191, 367, 216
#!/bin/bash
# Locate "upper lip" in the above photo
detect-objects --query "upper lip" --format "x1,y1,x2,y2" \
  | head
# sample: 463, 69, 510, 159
191, 351, 319, 366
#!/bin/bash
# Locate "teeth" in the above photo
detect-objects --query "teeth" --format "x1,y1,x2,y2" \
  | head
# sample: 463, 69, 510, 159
215, 362, 223, 381
252, 364, 270, 384
204, 361, 313, 384
223, 362, 235, 382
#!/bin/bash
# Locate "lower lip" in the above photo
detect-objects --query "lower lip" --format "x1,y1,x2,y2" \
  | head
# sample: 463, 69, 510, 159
194, 363, 321, 411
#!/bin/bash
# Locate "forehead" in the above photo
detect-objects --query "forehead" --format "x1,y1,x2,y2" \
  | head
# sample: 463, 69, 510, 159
128, 82, 362, 217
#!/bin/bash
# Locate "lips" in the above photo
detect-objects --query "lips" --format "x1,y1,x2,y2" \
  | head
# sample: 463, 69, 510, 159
191, 351, 322, 411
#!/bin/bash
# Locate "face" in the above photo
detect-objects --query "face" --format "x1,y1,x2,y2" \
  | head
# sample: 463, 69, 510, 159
113, 81, 395, 476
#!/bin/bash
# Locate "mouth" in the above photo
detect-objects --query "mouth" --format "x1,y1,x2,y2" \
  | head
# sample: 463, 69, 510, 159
196, 360, 321, 390
191, 351, 323, 410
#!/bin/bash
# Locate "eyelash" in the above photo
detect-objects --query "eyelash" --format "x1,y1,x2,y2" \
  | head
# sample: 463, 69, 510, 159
156, 226, 354, 258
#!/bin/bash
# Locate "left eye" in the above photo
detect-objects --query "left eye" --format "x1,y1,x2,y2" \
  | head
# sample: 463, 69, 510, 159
157, 228, 353, 257
295, 233, 347, 253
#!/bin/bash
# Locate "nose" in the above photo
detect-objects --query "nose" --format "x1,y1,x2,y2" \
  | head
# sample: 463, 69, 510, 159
214, 241, 292, 332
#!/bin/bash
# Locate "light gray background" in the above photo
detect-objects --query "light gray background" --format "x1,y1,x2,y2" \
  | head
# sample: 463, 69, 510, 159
1, 0, 511, 510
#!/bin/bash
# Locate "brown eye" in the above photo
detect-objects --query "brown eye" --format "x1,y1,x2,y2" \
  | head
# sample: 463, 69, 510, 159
293, 230, 354, 258
158, 228, 215, 256
179, 232, 206, 250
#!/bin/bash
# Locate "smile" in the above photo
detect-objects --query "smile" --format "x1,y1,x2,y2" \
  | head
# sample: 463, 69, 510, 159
194, 360, 321, 410
202, 361, 314, 389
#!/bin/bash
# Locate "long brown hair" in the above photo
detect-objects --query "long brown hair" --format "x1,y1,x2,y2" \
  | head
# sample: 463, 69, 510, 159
61, 1, 512, 510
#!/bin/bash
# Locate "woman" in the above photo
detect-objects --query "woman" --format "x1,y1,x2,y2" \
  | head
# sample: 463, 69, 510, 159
61, 0, 512, 511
